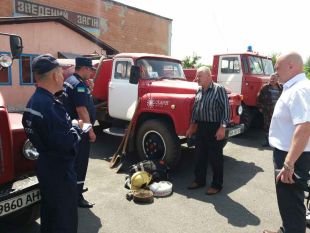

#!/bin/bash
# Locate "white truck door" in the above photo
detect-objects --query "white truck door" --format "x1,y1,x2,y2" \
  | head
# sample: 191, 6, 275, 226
217, 55, 243, 94
108, 58, 138, 121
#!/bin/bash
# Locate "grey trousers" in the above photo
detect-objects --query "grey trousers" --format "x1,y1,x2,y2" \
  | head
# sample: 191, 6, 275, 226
273, 148, 310, 233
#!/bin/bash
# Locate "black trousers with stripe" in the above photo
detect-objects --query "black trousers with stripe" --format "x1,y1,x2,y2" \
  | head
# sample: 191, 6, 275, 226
75, 133, 91, 199
194, 122, 225, 190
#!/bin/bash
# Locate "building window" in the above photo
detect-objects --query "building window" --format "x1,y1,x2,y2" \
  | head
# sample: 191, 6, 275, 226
0, 52, 12, 86
19, 54, 38, 85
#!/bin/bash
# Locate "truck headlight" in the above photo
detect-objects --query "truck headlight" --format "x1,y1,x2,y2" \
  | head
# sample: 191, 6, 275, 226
237, 105, 243, 115
23, 139, 39, 160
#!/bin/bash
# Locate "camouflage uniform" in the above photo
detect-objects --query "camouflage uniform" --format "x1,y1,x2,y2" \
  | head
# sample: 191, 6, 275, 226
257, 83, 283, 137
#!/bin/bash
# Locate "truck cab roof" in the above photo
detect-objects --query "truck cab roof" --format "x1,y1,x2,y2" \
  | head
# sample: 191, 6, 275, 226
114, 53, 181, 63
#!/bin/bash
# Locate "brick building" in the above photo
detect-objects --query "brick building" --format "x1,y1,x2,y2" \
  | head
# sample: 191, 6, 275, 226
0, 0, 172, 55
0, 0, 172, 109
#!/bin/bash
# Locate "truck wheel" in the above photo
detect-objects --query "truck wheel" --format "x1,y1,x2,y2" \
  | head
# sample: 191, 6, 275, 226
136, 119, 181, 169
240, 106, 253, 132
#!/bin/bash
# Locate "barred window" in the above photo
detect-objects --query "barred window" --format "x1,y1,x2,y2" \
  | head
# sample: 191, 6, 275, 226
19, 54, 38, 85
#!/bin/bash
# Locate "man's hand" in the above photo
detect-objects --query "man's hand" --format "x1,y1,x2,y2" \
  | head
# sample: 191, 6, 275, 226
215, 126, 225, 141
186, 124, 197, 138
276, 167, 295, 184
72, 119, 84, 129
89, 128, 96, 143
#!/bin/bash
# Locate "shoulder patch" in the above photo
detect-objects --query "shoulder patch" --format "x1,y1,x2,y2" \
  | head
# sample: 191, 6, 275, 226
77, 87, 85, 92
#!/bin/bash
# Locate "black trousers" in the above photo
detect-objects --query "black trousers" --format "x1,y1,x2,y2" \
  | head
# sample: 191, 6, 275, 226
194, 122, 224, 190
273, 148, 310, 233
37, 159, 78, 233
75, 133, 91, 198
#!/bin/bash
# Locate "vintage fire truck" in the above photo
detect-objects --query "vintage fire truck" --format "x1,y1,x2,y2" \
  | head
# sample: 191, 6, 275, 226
90, 53, 244, 168
0, 33, 40, 223
184, 51, 274, 130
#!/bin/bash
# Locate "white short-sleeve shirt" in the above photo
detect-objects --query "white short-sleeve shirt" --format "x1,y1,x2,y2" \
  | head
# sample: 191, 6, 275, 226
269, 73, 310, 151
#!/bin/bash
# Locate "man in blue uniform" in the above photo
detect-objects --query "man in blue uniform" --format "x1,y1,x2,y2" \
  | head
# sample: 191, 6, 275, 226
22, 54, 82, 233
63, 57, 96, 208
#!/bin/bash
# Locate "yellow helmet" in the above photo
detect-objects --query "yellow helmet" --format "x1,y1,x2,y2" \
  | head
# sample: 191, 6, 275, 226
130, 171, 152, 190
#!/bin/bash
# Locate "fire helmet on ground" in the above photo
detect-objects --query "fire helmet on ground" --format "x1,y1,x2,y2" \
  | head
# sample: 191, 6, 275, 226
130, 171, 152, 190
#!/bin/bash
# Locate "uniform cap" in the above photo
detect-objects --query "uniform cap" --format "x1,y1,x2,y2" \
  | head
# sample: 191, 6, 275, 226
32, 54, 59, 74
75, 57, 96, 70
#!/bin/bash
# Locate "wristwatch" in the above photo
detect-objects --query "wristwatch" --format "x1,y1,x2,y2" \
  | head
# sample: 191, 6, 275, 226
221, 124, 227, 128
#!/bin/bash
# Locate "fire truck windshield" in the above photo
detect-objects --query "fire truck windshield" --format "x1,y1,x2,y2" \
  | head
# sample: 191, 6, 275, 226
262, 58, 274, 75
136, 58, 186, 80
249, 56, 274, 75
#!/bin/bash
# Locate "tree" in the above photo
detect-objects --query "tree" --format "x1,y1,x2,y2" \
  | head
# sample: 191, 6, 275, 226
182, 53, 203, 68
269, 52, 281, 68
304, 56, 310, 79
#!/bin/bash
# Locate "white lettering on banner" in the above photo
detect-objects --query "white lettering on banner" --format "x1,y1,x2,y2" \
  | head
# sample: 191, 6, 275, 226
17, 1, 23, 12
15, 0, 98, 29
25, 2, 31, 13
31, 4, 37, 15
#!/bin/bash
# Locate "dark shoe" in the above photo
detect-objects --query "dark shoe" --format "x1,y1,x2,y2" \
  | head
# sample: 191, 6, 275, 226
263, 230, 277, 233
187, 182, 205, 190
206, 187, 221, 195
78, 198, 94, 208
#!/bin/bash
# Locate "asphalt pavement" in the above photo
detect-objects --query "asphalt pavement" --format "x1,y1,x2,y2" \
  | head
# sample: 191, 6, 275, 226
1, 127, 309, 233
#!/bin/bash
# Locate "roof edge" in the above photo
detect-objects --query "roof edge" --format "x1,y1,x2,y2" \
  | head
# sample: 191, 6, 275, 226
0, 16, 119, 55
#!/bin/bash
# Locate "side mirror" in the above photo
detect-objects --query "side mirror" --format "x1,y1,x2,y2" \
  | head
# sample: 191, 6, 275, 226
129, 65, 141, 84
10, 35, 23, 58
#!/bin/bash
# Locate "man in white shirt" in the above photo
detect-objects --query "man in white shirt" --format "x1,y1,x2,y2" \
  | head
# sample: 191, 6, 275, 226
264, 52, 310, 233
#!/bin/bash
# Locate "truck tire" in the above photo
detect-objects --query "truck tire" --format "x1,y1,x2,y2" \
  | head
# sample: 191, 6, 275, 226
136, 119, 181, 169
240, 105, 253, 132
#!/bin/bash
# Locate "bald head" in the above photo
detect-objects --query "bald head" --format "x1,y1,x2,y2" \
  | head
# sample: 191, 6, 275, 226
275, 52, 304, 83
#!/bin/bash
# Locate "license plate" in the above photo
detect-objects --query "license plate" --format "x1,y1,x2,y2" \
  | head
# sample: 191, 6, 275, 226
0, 189, 41, 217
228, 128, 241, 137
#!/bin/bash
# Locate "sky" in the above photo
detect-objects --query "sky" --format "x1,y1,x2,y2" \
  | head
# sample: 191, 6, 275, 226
115, 0, 310, 65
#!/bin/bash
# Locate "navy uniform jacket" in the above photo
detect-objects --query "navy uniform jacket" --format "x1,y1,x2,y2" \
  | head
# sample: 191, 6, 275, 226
22, 87, 81, 174
63, 74, 96, 124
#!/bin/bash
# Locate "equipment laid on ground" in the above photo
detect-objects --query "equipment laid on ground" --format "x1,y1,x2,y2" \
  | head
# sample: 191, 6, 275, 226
149, 181, 173, 197
129, 160, 169, 182
132, 190, 154, 204
129, 171, 152, 190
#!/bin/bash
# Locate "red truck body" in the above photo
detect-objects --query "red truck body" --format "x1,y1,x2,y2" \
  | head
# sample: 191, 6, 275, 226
90, 53, 244, 168
184, 52, 273, 129
0, 33, 40, 222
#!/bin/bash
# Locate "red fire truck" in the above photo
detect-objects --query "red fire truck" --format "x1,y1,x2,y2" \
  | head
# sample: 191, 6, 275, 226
184, 51, 273, 130
0, 33, 40, 223
90, 53, 244, 168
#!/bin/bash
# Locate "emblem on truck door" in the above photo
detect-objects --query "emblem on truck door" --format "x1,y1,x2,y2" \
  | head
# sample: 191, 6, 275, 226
147, 98, 170, 108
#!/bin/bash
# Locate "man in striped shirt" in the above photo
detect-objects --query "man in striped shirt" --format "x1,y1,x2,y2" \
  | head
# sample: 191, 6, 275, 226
186, 66, 230, 195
